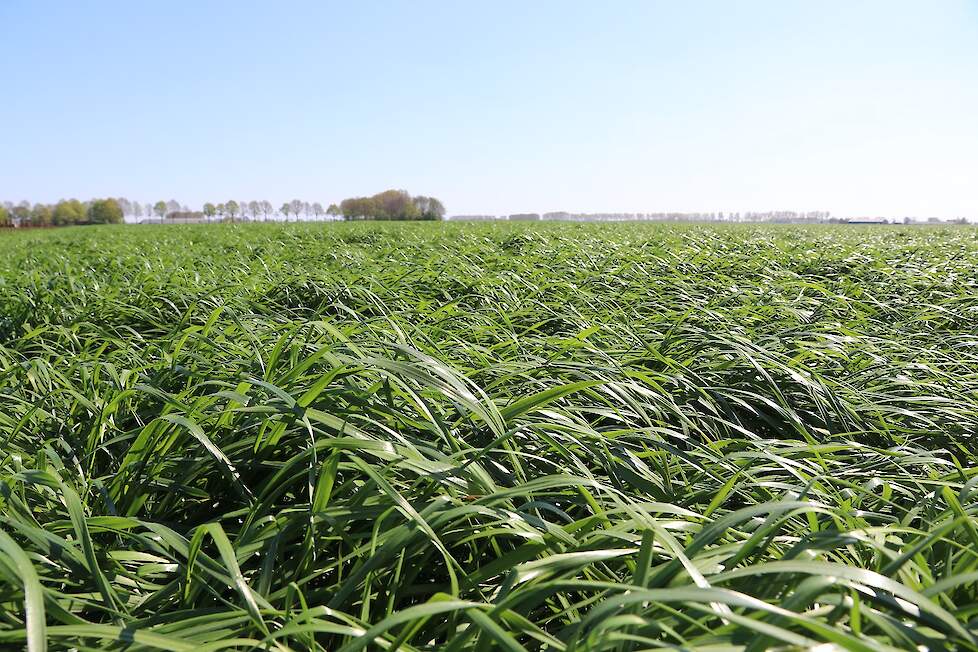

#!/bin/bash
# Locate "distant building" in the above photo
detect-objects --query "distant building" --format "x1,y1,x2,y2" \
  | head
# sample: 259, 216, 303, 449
846, 217, 889, 225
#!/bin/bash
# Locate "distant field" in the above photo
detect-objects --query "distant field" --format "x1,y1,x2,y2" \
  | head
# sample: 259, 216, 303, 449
1, 222, 977, 650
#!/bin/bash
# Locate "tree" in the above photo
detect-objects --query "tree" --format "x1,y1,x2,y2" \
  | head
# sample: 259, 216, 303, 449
32, 203, 53, 226
248, 201, 260, 222
133, 202, 143, 219
260, 200, 273, 222
339, 197, 375, 220
413, 195, 445, 220
413, 196, 430, 217
226, 200, 240, 222
216, 203, 226, 221
327, 203, 341, 220
426, 197, 445, 220
153, 201, 167, 222
203, 202, 216, 222
372, 189, 418, 220
88, 198, 124, 224
312, 202, 324, 220
166, 199, 180, 215
12, 201, 31, 226
279, 202, 290, 221
53, 200, 86, 225
0, 205, 10, 227
290, 199, 303, 221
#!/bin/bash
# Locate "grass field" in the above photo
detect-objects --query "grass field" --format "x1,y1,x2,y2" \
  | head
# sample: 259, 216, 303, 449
1, 222, 977, 651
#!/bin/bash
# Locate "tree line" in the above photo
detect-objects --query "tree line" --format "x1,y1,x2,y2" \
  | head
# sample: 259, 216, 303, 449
451, 211, 837, 223
339, 190, 444, 221
0, 198, 124, 226
1, 190, 445, 227
197, 200, 340, 222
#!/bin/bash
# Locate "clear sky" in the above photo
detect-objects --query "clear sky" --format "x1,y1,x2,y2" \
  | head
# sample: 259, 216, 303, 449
2, 1, 976, 219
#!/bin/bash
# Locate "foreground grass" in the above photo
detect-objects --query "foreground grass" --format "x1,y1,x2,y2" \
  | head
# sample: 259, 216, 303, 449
0, 222, 976, 651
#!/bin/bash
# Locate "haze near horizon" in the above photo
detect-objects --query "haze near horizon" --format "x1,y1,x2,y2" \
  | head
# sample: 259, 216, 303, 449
1, 0, 976, 219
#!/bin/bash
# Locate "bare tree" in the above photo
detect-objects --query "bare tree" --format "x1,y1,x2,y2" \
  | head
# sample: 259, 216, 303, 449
115, 198, 132, 216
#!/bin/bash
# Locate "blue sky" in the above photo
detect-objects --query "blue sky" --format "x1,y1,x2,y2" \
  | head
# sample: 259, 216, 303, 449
2, 1, 976, 218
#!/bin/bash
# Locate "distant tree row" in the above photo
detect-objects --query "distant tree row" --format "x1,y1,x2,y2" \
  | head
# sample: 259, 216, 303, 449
339, 190, 445, 221
0, 199, 123, 227
195, 200, 344, 222
3, 191, 446, 226
448, 211, 836, 223
4, 198, 347, 225
535, 211, 834, 223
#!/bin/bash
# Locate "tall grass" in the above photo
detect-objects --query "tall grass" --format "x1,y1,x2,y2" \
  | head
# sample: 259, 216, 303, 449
0, 222, 976, 650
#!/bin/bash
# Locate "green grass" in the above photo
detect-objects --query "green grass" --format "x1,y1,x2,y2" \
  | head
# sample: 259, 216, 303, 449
0, 221, 976, 651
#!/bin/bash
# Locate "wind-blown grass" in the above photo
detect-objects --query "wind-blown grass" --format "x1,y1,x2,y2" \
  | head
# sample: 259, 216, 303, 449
0, 221, 976, 650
